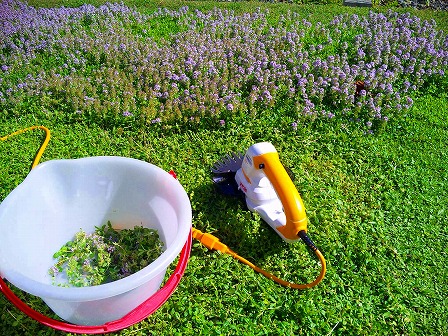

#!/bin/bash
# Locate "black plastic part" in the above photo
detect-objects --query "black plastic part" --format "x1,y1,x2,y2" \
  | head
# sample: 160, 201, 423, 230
284, 166, 295, 182
298, 230, 318, 252
212, 172, 243, 196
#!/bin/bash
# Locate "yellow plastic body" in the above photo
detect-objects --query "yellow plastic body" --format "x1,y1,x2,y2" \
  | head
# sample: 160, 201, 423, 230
252, 152, 307, 240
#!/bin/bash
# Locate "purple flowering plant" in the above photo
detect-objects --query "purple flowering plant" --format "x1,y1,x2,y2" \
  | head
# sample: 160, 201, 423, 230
1, 1, 447, 131
49, 221, 164, 287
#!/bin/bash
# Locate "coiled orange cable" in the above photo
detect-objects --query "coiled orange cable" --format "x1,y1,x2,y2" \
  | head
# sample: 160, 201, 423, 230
192, 228, 326, 289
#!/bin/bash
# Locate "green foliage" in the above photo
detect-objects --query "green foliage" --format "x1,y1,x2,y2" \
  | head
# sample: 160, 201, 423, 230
100, 224, 165, 277
50, 228, 113, 287
3, 1, 447, 134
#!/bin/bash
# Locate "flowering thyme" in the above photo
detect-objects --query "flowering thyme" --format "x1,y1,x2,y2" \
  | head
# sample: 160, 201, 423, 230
1, 1, 447, 130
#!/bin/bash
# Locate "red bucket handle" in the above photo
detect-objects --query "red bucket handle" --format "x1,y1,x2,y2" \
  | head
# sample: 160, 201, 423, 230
0, 230, 192, 334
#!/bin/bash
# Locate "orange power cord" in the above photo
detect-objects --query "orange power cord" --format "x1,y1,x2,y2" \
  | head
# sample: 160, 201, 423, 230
192, 228, 326, 289
1, 126, 325, 289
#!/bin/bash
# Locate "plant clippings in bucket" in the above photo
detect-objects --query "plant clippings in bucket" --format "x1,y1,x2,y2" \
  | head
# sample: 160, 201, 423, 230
49, 222, 164, 287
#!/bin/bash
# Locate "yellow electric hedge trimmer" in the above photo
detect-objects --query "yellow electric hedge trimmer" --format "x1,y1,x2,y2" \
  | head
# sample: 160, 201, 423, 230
196, 142, 326, 289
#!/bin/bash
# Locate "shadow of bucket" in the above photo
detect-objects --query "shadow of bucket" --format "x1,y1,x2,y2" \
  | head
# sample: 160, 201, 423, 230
0, 157, 192, 333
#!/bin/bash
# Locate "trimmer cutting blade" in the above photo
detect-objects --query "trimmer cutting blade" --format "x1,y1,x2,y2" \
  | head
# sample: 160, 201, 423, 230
211, 152, 244, 196
211, 152, 244, 175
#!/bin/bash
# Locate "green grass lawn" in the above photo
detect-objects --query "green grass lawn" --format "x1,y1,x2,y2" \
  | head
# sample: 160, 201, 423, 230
1, 1, 447, 335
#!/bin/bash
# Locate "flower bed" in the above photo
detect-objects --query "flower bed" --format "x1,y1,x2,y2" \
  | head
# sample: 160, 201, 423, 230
1, 0, 447, 132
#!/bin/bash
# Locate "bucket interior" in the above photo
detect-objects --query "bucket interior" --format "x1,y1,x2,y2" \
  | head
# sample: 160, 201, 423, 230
0, 157, 191, 304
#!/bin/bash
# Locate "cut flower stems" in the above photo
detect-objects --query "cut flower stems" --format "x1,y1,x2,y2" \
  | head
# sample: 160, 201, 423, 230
49, 222, 164, 287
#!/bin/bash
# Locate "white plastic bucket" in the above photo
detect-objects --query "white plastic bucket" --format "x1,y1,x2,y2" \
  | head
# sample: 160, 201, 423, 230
0, 157, 192, 326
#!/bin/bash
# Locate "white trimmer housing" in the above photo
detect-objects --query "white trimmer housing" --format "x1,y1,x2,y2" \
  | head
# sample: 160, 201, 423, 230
235, 142, 302, 243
